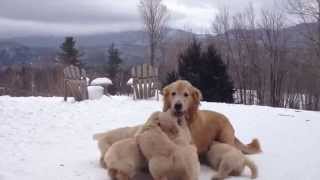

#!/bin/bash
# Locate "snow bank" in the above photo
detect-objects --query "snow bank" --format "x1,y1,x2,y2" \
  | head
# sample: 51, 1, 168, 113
0, 96, 320, 180
91, 77, 112, 86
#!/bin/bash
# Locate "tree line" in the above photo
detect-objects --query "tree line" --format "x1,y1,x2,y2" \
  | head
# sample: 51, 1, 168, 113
0, 37, 129, 96
208, 0, 320, 110
157, 0, 320, 110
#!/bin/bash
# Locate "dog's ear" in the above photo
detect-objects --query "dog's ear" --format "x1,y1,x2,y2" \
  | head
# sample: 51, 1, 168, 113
187, 87, 202, 122
192, 87, 202, 106
162, 85, 171, 112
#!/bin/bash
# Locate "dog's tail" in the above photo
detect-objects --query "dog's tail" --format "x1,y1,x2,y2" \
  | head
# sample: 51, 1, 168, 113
92, 132, 108, 140
235, 138, 261, 154
244, 158, 258, 179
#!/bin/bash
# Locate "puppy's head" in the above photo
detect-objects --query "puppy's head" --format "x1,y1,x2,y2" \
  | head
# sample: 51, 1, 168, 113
156, 111, 180, 136
141, 111, 179, 135
162, 80, 202, 120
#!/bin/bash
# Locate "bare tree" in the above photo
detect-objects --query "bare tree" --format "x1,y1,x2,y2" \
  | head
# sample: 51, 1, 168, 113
139, 0, 169, 66
287, 0, 320, 110
259, 9, 290, 107
212, 4, 264, 105
208, 1, 320, 110
287, 0, 320, 57
212, 7, 233, 67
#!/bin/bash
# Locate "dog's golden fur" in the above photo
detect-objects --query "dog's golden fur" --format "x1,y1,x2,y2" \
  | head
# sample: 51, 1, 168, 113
137, 111, 200, 180
103, 138, 146, 180
207, 141, 258, 180
162, 80, 261, 155
93, 125, 142, 168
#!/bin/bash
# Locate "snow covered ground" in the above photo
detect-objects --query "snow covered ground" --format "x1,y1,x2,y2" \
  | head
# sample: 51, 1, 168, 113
0, 95, 320, 180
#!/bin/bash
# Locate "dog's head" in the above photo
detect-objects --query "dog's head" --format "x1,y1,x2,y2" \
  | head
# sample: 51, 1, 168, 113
162, 80, 202, 122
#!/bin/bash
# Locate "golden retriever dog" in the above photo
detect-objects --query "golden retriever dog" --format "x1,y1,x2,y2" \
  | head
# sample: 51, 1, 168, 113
103, 138, 146, 180
136, 111, 200, 180
162, 80, 261, 156
207, 141, 258, 180
93, 125, 142, 168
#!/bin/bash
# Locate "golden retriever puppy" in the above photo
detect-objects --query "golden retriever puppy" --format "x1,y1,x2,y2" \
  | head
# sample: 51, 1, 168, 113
93, 125, 142, 168
103, 138, 146, 180
207, 141, 258, 180
162, 80, 261, 155
137, 111, 200, 180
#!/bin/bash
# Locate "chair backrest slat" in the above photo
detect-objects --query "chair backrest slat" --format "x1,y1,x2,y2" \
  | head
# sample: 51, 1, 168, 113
64, 65, 84, 80
130, 63, 159, 99
63, 65, 88, 101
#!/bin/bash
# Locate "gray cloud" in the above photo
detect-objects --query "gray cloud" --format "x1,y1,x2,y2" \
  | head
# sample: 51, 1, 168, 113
0, 0, 140, 24
0, 0, 280, 37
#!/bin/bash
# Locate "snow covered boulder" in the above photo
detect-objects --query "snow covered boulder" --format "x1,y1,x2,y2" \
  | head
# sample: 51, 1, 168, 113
87, 86, 104, 100
91, 77, 112, 86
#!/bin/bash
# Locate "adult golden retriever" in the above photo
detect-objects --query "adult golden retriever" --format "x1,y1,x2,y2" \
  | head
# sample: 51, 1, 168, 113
162, 80, 261, 155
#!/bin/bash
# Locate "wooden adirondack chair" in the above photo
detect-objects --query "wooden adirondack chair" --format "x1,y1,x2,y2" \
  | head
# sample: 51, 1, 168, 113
63, 65, 88, 101
131, 64, 159, 100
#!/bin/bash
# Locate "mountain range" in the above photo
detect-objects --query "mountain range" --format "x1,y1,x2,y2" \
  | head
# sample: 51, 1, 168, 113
0, 28, 194, 66
0, 23, 315, 66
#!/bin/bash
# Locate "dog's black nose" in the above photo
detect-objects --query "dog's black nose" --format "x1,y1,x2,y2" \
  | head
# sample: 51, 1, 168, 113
174, 103, 182, 111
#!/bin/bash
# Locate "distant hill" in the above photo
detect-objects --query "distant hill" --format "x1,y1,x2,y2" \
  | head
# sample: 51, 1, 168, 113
0, 28, 194, 66
213, 23, 317, 48
0, 24, 315, 66
0, 41, 34, 65
0, 28, 194, 48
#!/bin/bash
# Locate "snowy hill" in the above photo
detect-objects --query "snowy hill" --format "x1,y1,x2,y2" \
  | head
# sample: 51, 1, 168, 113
0, 42, 34, 65
0, 95, 320, 180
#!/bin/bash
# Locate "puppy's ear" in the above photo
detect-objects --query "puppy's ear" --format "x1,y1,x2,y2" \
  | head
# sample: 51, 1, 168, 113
162, 85, 171, 112
150, 111, 160, 121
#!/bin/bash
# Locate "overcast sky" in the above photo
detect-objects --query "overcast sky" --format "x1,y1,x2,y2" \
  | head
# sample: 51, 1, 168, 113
0, 0, 279, 37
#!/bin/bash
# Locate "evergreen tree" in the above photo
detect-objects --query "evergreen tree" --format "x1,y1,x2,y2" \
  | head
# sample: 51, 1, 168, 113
59, 37, 81, 66
106, 43, 123, 95
107, 43, 122, 79
200, 44, 234, 103
178, 39, 234, 103
178, 38, 202, 88
162, 70, 179, 89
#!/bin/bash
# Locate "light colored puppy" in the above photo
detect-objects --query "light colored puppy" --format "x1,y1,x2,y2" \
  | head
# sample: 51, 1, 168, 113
104, 138, 146, 180
207, 141, 258, 180
137, 111, 200, 180
93, 125, 142, 168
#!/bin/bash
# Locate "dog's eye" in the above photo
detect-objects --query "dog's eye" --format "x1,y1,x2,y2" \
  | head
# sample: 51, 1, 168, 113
184, 93, 189, 97
172, 92, 176, 96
